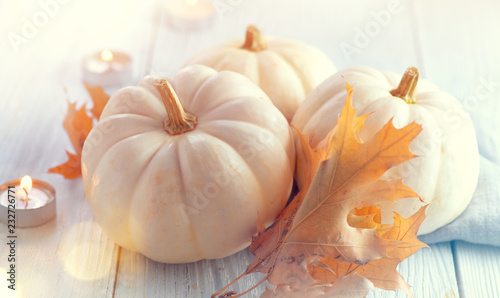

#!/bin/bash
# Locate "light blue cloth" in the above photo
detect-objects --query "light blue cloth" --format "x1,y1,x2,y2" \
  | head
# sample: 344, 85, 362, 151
420, 156, 500, 246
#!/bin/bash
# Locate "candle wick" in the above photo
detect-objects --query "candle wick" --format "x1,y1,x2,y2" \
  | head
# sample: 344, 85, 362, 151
22, 187, 30, 209
22, 187, 29, 202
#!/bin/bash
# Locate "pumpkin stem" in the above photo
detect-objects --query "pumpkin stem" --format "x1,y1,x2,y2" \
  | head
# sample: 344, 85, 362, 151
390, 67, 419, 104
241, 25, 267, 52
153, 79, 197, 135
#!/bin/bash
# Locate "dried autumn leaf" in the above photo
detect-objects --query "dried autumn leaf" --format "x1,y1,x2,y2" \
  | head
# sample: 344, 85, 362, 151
213, 84, 426, 298
310, 207, 428, 297
47, 151, 83, 179
293, 107, 368, 189
48, 101, 92, 179
261, 273, 374, 298
84, 83, 110, 119
63, 101, 93, 155
48, 85, 109, 179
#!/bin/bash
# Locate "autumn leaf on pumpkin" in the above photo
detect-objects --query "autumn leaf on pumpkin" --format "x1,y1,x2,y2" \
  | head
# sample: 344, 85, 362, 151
213, 84, 426, 298
48, 86, 109, 179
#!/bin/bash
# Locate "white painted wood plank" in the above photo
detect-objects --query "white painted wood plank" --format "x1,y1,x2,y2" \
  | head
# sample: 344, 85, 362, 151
115, 247, 267, 297
452, 241, 500, 298
0, 0, 160, 297
0, 74, 121, 297
0, 177, 120, 298
49, 193, 120, 298
369, 243, 459, 298
115, 242, 457, 298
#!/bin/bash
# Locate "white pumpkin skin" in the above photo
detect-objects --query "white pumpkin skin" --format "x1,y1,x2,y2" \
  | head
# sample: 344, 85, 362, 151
184, 26, 336, 122
292, 66, 479, 235
81, 65, 295, 263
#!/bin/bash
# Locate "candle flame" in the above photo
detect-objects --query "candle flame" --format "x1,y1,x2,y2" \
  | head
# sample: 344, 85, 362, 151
20, 175, 32, 193
186, 0, 197, 5
101, 50, 113, 62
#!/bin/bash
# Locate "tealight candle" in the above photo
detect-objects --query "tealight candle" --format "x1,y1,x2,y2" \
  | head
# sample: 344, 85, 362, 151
166, 0, 215, 31
0, 176, 56, 228
82, 50, 132, 86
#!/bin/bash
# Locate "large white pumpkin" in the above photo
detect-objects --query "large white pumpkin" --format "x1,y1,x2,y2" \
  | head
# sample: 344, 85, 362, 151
292, 66, 479, 235
82, 65, 295, 263
185, 25, 336, 122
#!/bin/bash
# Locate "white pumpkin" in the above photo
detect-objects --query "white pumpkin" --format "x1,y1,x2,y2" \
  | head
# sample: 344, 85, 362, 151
81, 65, 295, 263
184, 25, 337, 122
292, 66, 480, 235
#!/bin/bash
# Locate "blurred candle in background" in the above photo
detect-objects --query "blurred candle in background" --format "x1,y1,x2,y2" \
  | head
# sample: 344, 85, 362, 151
166, 0, 215, 31
82, 49, 132, 86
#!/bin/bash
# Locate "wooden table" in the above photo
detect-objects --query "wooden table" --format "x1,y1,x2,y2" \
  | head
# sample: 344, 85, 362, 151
1, 0, 499, 297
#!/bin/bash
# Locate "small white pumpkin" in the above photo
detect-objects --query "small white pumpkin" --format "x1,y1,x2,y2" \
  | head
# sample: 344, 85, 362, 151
82, 65, 295, 263
292, 66, 479, 235
184, 25, 337, 122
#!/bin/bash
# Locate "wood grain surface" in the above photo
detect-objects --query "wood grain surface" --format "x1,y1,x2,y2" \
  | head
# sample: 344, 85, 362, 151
0, 0, 499, 297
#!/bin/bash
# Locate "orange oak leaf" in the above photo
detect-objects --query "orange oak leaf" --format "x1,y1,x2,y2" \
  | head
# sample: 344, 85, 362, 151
310, 207, 428, 297
63, 101, 93, 156
84, 83, 110, 119
213, 84, 426, 298
47, 151, 83, 179
48, 86, 109, 179
48, 101, 92, 179
293, 106, 369, 189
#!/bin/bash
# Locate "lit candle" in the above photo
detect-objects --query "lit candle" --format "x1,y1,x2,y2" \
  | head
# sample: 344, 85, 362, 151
166, 0, 215, 31
0, 176, 56, 228
82, 50, 132, 86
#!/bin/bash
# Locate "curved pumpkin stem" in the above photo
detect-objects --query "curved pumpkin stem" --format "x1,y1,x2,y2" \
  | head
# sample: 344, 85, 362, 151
390, 67, 419, 104
241, 25, 267, 52
153, 79, 197, 135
